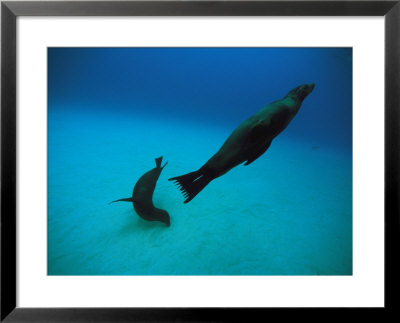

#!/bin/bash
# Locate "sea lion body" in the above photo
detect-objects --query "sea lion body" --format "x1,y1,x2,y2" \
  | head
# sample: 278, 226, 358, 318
169, 83, 315, 203
110, 157, 170, 226
205, 101, 294, 176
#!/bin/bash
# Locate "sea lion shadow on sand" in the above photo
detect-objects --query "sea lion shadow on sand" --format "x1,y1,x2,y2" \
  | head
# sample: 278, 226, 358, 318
118, 216, 168, 236
110, 157, 170, 227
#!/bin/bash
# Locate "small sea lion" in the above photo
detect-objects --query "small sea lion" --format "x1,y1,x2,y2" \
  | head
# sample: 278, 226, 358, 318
110, 157, 170, 226
169, 83, 315, 203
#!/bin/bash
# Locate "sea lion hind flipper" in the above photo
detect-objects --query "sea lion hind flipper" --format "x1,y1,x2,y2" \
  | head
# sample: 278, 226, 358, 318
109, 197, 133, 205
155, 156, 163, 168
169, 171, 211, 203
155, 157, 168, 169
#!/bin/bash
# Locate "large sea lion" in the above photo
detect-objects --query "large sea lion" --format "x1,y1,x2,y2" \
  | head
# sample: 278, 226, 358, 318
169, 83, 315, 203
110, 157, 170, 226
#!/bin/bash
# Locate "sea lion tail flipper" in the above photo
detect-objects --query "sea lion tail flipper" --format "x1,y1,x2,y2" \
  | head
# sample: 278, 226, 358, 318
169, 171, 211, 203
109, 197, 133, 205
155, 156, 163, 168
155, 156, 168, 169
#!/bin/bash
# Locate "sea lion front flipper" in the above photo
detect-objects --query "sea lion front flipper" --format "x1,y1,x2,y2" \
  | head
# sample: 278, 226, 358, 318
249, 109, 291, 144
249, 123, 268, 144
244, 140, 272, 166
109, 197, 133, 205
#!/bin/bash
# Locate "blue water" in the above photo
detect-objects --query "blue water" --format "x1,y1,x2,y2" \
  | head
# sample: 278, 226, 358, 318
48, 48, 352, 275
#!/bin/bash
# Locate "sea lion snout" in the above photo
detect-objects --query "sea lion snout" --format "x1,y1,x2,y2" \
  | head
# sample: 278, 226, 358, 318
293, 83, 315, 101
301, 83, 315, 94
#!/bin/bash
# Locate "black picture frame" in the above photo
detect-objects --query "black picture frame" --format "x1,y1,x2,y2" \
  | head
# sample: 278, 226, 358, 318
1, 1, 399, 321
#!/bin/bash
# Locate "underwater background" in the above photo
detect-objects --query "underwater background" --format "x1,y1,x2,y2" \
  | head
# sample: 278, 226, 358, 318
48, 48, 352, 275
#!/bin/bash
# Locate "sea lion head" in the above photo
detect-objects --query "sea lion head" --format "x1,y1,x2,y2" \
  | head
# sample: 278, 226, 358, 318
156, 209, 170, 227
286, 83, 315, 102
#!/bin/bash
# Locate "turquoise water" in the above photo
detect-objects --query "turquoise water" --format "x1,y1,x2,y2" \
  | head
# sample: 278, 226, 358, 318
48, 48, 352, 275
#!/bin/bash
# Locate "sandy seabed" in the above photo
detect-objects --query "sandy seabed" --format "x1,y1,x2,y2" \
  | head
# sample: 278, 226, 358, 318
48, 112, 352, 275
